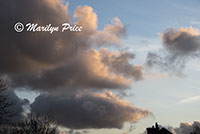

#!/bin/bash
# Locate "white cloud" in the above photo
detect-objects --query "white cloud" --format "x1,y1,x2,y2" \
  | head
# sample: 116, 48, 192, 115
178, 96, 200, 104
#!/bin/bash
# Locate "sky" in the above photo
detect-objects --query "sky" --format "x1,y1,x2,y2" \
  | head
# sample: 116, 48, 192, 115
1, 0, 200, 134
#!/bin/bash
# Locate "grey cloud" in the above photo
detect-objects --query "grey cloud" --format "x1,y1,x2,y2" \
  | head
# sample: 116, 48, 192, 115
0, 0, 72, 72
68, 130, 89, 134
10, 50, 133, 91
100, 49, 143, 81
146, 27, 200, 75
0, 0, 141, 91
0, 0, 149, 130
161, 28, 200, 56
165, 121, 200, 134
10, 49, 143, 91
31, 91, 151, 129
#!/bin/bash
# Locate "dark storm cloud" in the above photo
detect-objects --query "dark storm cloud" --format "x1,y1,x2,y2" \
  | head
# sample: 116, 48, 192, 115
0, 0, 142, 91
146, 27, 200, 75
31, 91, 151, 129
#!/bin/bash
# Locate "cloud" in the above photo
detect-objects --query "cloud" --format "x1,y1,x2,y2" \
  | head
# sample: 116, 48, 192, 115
161, 27, 200, 55
0, 0, 149, 129
31, 91, 151, 129
100, 48, 143, 81
146, 27, 200, 75
93, 17, 126, 46
10, 49, 143, 91
178, 96, 200, 104
67, 130, 89, 134
166, 121, 200, 134
3, 89, 29, 123
0, 0, 142, 92
0, 0, 70, 72
74, 5, 97, 32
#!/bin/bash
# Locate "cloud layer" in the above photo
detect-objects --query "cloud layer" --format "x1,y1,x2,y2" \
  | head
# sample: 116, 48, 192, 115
0, 0, 149, 130
10, 49, 142, 91
31, 91, 150, 129
0, 0, 142, 92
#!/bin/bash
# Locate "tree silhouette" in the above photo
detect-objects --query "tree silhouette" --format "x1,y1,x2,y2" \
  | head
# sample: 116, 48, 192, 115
0, 114, 58, 134
191, 125, 200, 134
13, 114, 58, 134
0, 78, 13, 124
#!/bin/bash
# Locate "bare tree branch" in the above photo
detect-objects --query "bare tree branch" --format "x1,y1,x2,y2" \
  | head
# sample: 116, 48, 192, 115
0, 78, 14, 124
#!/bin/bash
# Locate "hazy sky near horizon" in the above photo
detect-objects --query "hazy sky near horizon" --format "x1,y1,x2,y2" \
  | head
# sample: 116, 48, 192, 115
4, 0, 200, 134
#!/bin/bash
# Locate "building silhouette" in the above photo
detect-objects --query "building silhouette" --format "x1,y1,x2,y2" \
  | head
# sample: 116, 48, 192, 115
147, 122, 172, 134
